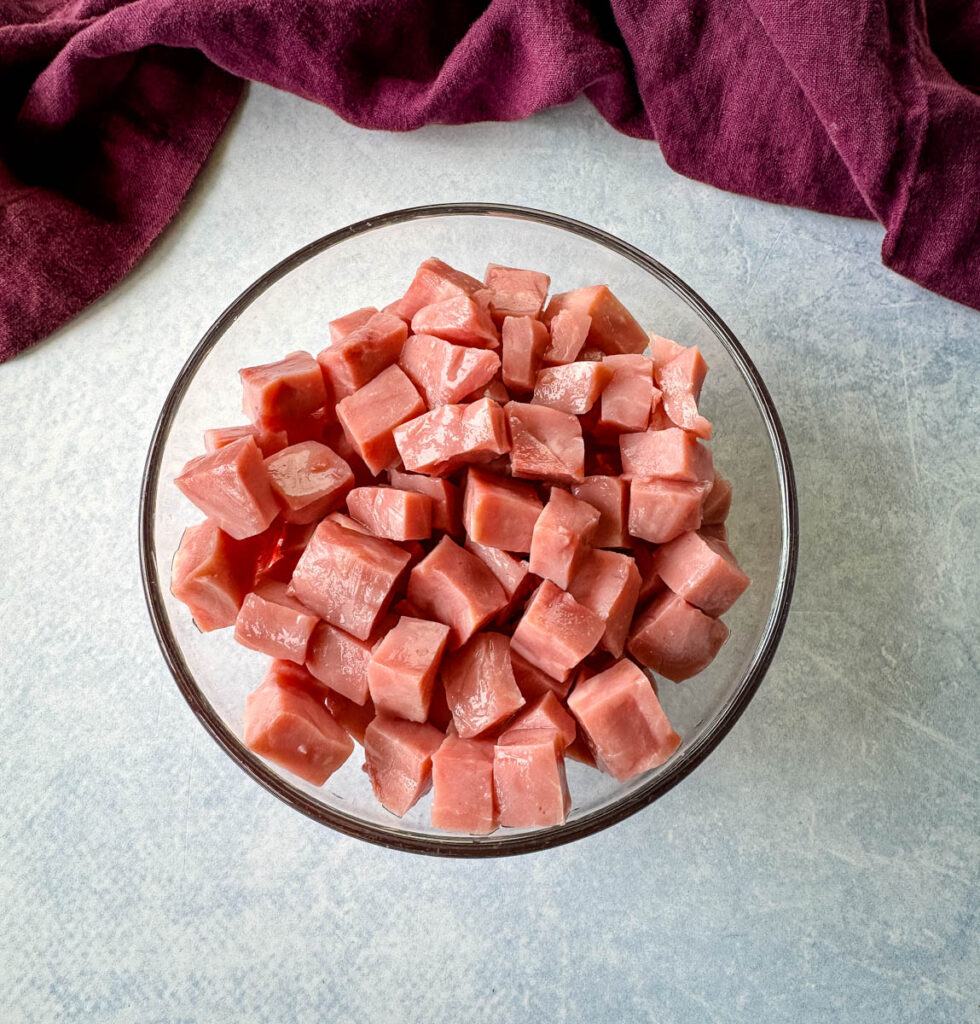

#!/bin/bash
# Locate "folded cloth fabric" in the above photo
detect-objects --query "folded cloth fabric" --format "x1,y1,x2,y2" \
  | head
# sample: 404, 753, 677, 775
1, 0, 977, 361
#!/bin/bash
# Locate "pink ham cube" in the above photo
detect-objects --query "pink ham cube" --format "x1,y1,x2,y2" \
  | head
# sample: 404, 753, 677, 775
264, 440, 354, 524
367, 616, 450, 722
328, 306, 377, 344
620, 427, 713, 483
511, 580, 604, 682
532, 361, 613, 416
494, 729, 570, 827
175, 436, 279, 540
323, 690, 376, 745
543, 309, 591, 365
628, 477, 710, 544
441, 631, 526, 738
599, 354, 655, 435
398, 333, 501, 408
317, 311, 408, 401
288, 518, 411, 640
566, 659, 680, 781
388, 468, 461, 534
501, 691, 577, 749
305, 620, 374, 704
571, 475, 629, 548
170, 520, 256, 631
336, 364, 425, 474
239, 351, 327, 430
388, 257, 484, 321
647, 332, 686, 370
701, 472, 733, 525
363, 716, 444, 816
529, 487, 601, 589
656, 345, 712, 439
346, 486, 433, 541
652, 531, 750, 616
510, 649, 574, 701
505, 402, 585, 483
430, 734, 498, 834
244, 665, 354, 786
483, 264, 550, 323
543, 285, 647, 355
234, 581, 318, 664
411, 295, 499, 349
407, 537, 508, 648
462, 467, 543, 552
567, 549, 641, 658
393, 398, 509, 476
628, 590, 729, 681
204, 424, 288, 457
501, 315, 550, 394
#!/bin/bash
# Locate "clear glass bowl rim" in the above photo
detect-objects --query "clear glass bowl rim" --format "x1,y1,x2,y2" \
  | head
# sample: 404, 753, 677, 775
139, 202, 799, 858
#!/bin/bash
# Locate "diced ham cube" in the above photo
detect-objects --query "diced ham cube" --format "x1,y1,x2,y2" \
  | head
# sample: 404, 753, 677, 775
170, 520, 256, 631
628, 590, 729, 681
328, 306, 377, 344
620, 427, 713, 483
568, 549, 641, 658
317, 311, 408, 401
388, 258, 484, 321
482, 264, 550, 323
289, 518, 411, 640
543, 309, 591, 365
398, 333, 501, 407
647, 332, 686, 370
411, 295, 499, 349
430, 734, 498, 834
305, 620, 373, 704
323, 690, 376, 745
652, 531, 750, 616
571, 475, 629, 548
441, 632, 526, 738
529, 487, 601, 589
407, 537, 508, 648
336, 364, 425, 474
346, 486, 433, 541
567, 659, 680, 781
175, 436, 279, 540
462, 467, 543, 552
656, 345, 712, 439
234, 581, 318, 664
501, 316, 550, 393
244, 666, 353, 786
532, 361, 612, 415
511, 580, 604, 682
239, 351, 327, 430
701, 472, 733, 525
387, 468, 462, 534
367, 616, 450, 722
599, 354, 654, 436
501, 691, 577, 749
494, 729, 570, 827
510, 649, 574, 701
264, 441, 354, 524
628, 477, 710, 544
205, 424, 288, 457
505, 402, 585, 483
543, 285, 647, 355
363, 716, 444, 816
393, 398, 509, 476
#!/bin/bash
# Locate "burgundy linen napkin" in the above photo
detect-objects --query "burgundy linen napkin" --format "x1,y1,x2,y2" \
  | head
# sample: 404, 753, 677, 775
1, 0, 978, 362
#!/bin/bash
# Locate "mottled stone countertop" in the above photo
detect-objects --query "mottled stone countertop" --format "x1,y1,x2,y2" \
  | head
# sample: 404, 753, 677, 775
2, 85, 977, 1023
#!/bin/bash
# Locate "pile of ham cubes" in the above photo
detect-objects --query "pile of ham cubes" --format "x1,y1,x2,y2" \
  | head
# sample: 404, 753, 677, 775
170, 258, 749, 834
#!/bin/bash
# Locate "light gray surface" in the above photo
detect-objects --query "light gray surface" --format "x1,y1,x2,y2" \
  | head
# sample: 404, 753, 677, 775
1, 84, 977, 1023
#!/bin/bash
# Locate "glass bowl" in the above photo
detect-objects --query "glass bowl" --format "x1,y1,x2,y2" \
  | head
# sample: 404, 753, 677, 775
140, 203, 798, 857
